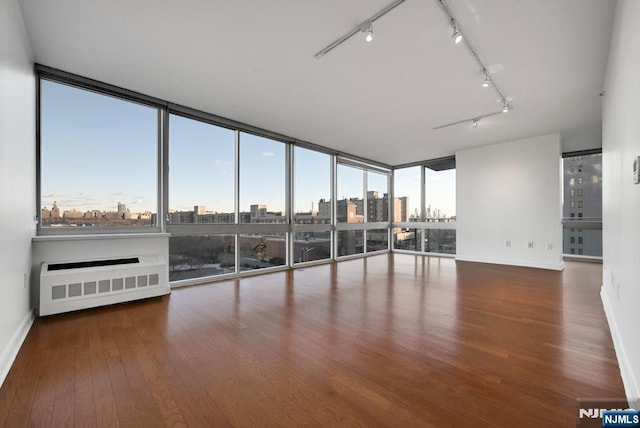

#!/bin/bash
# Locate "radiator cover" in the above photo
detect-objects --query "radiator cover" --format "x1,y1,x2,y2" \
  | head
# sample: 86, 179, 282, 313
39, 254, 170, 316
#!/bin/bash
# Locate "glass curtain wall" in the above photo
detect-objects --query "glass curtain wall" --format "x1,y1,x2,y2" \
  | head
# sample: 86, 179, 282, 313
39, 71, 410, 288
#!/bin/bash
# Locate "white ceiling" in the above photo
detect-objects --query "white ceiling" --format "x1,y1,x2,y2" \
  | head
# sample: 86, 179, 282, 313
19, 0, 615, 166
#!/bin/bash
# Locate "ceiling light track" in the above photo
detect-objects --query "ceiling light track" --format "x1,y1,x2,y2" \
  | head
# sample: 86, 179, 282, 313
435, 0, 512, 129
432, 110, 504, 130
314, 0, 406, 59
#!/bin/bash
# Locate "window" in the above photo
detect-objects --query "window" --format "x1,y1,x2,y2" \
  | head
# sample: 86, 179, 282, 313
562, 153, 602, 257
239, 133, 286, 223
393, 227, 422, 251
366, 171, 389, 222
367, 229, 388, 252
40, 80, 158, 229
570, 236, 575, 244
169, 234, 235, 281
425, 229, 457, 254
168, 114, 235, 224
337, 164, 364, 223
293, 232, 331, 263
293, 147, 331, 225
239, 234, 286, 271
425, 167, 456, 222
393, 166, 420, 222
337, 230, 364, 256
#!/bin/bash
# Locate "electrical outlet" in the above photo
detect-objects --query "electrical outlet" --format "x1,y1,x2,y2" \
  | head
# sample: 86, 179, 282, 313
528, 242, 534, 249
546, 243, 553, 250
505, 240, 511, 247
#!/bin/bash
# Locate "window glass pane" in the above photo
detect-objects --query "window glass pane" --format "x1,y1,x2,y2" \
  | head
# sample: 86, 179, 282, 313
337, 230, 364, 256
239, 234, 286, 270
393, 227, 422, 251
424, 168, 456, 222
366, 229, 388, 252
40, 80, 157, 228
337, 164, 363, 223
239, 133, 286, 223
294, 147, 331, 224
169, 235, 235, 281
367, 172, 389, 222
293, 232, 331, 263
425, 229, 456, 254
393, 167, 420, 222
562, 153, 602, 257
168, 115, 235, 224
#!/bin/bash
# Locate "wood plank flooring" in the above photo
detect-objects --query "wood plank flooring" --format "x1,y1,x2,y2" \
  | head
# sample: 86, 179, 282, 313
0, 255, 626, 427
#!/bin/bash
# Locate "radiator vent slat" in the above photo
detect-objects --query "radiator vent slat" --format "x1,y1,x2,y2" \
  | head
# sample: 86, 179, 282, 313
47, 257, 140, 271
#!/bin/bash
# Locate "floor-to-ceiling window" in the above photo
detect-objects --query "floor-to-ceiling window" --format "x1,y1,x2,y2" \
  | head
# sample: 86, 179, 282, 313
424, 166, 456, 254
392, 158, 456, 254
562, 151, 602, 258
39, 69, 456, 288
293, 147, 332, 263
336, 160, 390, 256
167, 114, 236, 281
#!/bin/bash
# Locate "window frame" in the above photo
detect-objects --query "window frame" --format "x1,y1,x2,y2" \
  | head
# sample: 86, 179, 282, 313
36, 68, 167, 235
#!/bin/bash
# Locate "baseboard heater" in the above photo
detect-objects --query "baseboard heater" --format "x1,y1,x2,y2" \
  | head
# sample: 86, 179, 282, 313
39, 254, 170, 316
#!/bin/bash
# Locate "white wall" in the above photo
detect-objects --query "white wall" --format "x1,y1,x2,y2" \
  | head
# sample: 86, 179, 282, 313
561, 123, 602, 153
0, 0, 36, 386
456, 134, 564, 270
601, 0, 640, 405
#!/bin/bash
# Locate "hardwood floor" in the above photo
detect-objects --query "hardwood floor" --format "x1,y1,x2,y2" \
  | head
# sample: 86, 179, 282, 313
0, 254, 626, 427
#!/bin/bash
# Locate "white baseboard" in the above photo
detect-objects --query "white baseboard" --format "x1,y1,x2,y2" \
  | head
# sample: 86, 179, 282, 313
455, 255, 565, 271
0, 310, 34, 388
601, 288, 640, 407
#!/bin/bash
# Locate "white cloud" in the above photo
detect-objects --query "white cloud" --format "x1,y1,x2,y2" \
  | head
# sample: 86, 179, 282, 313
262, 151, 274, 157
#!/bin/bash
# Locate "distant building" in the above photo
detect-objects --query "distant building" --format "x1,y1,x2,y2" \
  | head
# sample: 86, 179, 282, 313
563, 154, 602, 256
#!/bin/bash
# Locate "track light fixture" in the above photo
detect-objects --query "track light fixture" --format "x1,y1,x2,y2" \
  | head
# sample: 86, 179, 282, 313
482, 71, 490, 88
362, 22, 374, 43
314, 0, 406, 59
451, 21, 463, 44
434, 0, 513, 130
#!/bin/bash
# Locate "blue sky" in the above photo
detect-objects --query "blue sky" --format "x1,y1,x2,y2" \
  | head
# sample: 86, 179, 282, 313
41, 80, 157, 213
41, 80, 455, 216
